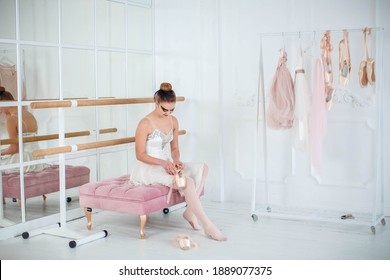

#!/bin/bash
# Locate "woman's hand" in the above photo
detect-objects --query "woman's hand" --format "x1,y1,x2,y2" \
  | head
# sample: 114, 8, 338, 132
173, 160, 184, 172
161, 160, 176, 175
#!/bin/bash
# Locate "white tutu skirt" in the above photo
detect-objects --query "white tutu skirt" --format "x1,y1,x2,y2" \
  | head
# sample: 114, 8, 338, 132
129, 161, 206, 193
1, 141, 49, 174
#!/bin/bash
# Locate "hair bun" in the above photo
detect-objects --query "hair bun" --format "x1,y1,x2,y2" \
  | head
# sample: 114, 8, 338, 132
0, 86, 5, 92
160, 82, 172, 92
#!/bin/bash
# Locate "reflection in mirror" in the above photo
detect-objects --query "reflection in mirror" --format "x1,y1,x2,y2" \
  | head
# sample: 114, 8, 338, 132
1, 87, 52, 225
64, 156, 95, 214
0, 44, 19, 101
22, 45, 59, 100
97, 51, 126, 98
61, 0, 94, 46
127, 4, 153, 51
62, 49, 95, 99
127, 53, 153, 97
19, 0, 58, 43
97, 0, 126, 49
0, 0, 16, 40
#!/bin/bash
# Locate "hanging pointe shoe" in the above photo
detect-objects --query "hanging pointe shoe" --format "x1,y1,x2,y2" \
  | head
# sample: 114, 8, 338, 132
183, 208, 201, 230
367, 57, 376, 85
338, 30, 351, 86
359, 60, 368, 88
204, 224, 227, 241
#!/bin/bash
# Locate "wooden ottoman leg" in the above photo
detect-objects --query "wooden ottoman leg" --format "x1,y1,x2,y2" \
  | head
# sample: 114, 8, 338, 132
84, 207, 92, 230
140, 215, 147, 239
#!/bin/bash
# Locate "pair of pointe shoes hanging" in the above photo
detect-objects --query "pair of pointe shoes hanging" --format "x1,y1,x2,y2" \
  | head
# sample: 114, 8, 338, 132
320, 31, 334, 110
338, 30, 351, 86
359, 27, 376, 88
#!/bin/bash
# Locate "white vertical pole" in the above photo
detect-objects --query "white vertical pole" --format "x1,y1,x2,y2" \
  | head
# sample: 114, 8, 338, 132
216, 0, 225, 201
15, 0, 27, 223
57, 0, 66, 227
94, 0, 101, 181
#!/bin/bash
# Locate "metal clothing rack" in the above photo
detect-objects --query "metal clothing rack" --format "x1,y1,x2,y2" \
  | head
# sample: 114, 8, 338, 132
251, 27, 385, 234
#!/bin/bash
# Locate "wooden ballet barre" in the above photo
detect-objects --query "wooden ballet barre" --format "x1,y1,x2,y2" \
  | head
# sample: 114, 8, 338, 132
32, 130, 187, 157
30, 97, 186, 109
0, 128, 117, 145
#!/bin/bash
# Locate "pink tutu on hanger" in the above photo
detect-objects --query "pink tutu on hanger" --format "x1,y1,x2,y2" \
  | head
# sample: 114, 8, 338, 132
266, 51, 295, 130
310, 58, 327, 169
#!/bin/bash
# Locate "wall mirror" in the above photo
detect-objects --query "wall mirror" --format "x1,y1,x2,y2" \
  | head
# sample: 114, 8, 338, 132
1, 0, 153, 238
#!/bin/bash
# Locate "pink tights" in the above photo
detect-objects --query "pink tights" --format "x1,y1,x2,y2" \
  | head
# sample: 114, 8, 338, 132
181, 165, 226, 241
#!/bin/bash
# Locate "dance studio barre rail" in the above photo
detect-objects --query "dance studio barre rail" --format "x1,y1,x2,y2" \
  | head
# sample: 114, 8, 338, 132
0, 128, 117, 145
30, 96, 186, 109
32, 130, 187, 157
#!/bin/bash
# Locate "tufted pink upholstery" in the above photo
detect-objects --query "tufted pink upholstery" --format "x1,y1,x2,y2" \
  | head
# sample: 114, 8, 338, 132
79, 175, 185, 215
78, 175, 205, 238
2, 165, 90, 200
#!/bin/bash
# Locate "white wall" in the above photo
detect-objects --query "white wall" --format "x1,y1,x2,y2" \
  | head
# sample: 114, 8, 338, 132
155, 0, 390, 215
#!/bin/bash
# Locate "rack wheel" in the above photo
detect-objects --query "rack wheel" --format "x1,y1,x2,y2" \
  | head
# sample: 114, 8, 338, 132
163, 208, 169, 214
381, 218, 386, 226
251, 214, 258, 222
371, 226, 376, 234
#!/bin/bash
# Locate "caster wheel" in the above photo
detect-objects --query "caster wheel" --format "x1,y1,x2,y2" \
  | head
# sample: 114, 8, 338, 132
252, 214, 258, 222
66, 197, 72, 203
381, 218, 386, 226
266, 206, 271, 212
371, 226, 376, 234
163, 208, 169, 214
22, 232, 29, 239
12, 198, 17, 203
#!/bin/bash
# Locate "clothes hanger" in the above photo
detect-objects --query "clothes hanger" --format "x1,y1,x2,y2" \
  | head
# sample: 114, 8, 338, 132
0, 55, 15, 67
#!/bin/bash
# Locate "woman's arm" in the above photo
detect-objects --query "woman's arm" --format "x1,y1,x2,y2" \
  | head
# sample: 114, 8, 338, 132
170, 116, 181, 164
1, 116, 19, 155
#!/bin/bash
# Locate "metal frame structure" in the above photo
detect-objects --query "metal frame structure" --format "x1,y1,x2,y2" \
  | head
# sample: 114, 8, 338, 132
251, 27, 385, 234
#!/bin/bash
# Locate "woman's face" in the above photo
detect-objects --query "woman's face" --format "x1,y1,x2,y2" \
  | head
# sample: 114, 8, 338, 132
157, 102, 175, 117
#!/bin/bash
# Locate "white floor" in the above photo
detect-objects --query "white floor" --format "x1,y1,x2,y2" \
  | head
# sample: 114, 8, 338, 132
0, 201, 389, 260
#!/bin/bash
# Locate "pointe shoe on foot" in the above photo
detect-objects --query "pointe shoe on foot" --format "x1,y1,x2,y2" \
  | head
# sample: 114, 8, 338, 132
204, 225, 227, 241
183, 209, 201, 230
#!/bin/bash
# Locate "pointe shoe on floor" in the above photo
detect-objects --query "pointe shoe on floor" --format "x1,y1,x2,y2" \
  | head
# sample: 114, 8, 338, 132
204, 225, 227, 241
183, 209, 201, 231
176, 234, 197, 250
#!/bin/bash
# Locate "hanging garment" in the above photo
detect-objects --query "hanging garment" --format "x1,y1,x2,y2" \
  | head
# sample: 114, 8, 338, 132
320, 31, 335, 110
0, 65, 26, 101
338, 30, 351, 86
292, 47, 311, 152
310, 58, 327, 170
266, 51, 295, 130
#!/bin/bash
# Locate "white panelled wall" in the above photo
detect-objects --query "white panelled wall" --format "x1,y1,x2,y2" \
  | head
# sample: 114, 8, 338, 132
154, 0, 390, 215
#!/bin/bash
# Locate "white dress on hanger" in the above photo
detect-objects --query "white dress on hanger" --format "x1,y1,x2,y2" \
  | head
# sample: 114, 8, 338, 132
292, 47, 311, 152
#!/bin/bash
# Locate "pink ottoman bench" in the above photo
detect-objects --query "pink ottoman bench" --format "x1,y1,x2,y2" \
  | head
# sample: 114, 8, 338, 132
2, 165, 90, 203
79, 175, 192, 239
